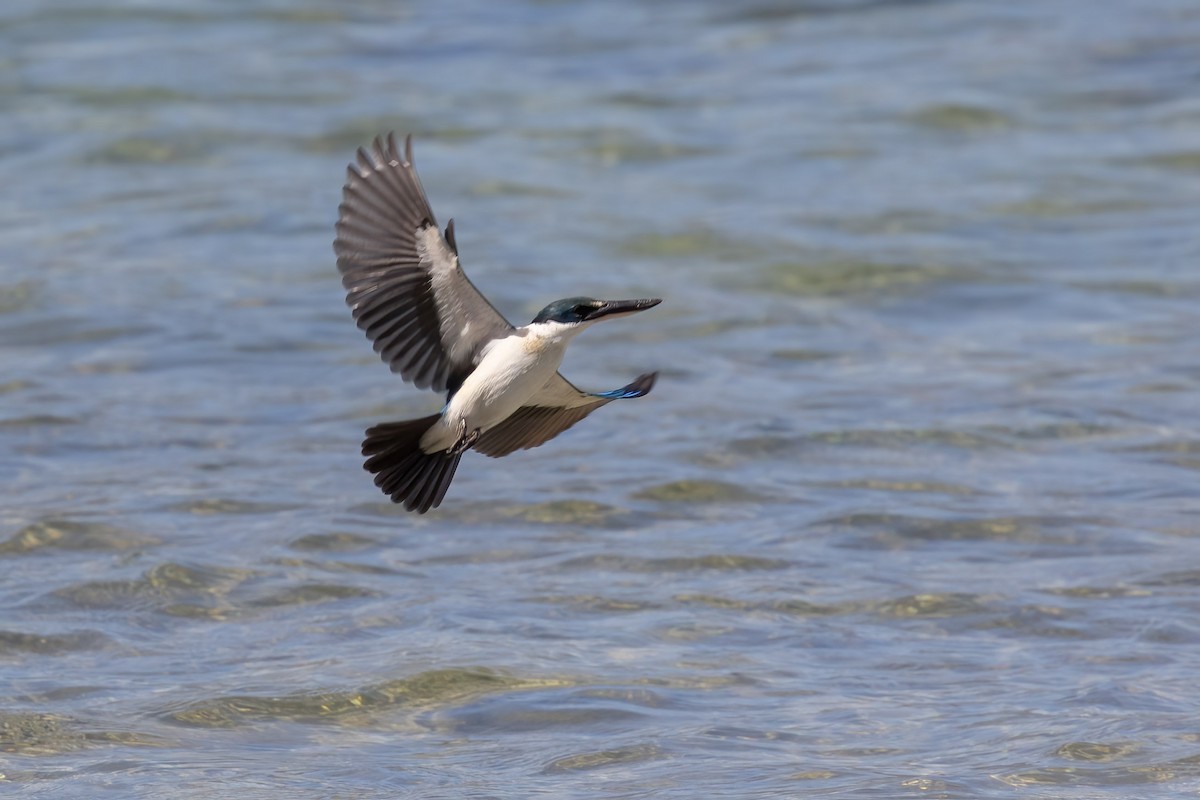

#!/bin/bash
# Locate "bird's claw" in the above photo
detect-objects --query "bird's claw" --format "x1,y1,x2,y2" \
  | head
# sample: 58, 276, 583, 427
451, 419, 480, 455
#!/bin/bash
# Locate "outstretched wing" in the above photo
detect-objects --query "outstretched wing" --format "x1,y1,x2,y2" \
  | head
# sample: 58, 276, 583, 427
334, 133, 513, 393
473, 372, 657, 458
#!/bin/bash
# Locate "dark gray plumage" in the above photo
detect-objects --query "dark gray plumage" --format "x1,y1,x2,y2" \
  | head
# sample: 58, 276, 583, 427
335, 133, 511, 394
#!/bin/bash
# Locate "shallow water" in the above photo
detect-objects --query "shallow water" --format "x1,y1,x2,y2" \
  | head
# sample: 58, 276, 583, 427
3, 1, 1200, 797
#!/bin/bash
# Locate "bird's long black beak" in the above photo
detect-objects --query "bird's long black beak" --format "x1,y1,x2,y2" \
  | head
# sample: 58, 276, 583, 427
583, 298, 662, 322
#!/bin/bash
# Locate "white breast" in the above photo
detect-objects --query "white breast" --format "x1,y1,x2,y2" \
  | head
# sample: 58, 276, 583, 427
420, 323, 578, 452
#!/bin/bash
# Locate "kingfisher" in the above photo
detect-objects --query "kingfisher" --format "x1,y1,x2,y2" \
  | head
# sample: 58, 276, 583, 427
333, 134, 662, 513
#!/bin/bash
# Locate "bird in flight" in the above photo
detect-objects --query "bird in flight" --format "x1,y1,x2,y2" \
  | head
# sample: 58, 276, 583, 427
334, 134, 662, 513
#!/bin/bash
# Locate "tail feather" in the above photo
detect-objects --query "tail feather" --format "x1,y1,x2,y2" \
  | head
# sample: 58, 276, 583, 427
431, 455, 461, 508
412, 457, 448, 514
361, 414, 462, 513
406, 454, 441, 505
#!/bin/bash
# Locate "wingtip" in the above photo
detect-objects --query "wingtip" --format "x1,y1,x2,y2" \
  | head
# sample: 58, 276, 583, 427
591, 371, 658, 400
629, 371, 658, 397
352, 146, 373, 176
366, 132, 412, 167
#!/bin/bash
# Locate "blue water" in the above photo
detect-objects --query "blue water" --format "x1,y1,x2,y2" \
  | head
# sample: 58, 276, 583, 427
3, 1, 1200, 797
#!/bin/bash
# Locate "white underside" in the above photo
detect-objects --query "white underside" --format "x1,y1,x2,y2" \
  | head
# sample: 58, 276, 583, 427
419, 321, 583, 452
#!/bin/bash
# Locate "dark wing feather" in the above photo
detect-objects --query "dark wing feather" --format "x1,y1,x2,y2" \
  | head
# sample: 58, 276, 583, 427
334, 133, 512, 393
474, 372, 657, 458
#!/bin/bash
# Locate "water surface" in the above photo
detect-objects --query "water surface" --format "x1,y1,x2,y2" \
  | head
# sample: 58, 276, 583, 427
3, 1, 1200, 797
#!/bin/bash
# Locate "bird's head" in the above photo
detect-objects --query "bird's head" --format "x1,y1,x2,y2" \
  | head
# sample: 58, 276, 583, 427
531, 296, 662, 327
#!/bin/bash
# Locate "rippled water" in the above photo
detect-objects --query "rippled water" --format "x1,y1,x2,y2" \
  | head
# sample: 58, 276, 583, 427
3, 1, 1200, 797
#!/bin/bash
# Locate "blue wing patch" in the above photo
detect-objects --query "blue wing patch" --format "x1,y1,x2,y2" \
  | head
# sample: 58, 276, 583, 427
589, 371, 658, 400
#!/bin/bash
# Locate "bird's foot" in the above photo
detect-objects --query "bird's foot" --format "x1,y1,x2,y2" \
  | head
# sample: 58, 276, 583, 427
451, 419, 480, 455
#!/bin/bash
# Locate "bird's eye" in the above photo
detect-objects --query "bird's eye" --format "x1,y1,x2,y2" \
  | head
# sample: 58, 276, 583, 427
573, 304, 590, 315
